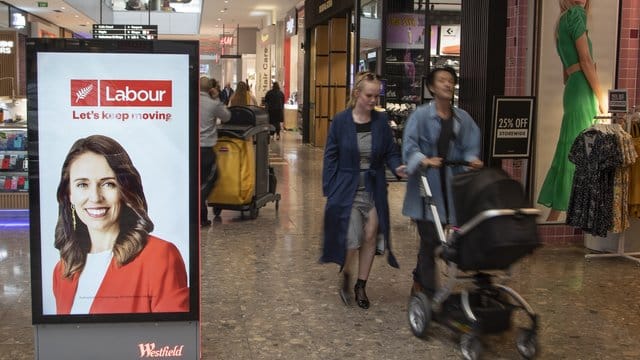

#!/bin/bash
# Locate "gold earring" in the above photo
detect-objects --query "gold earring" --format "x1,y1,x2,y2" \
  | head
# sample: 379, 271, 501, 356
71, 204, 77, 231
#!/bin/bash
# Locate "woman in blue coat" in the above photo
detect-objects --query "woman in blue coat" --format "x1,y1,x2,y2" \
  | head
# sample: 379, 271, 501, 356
321, 71, 406, 309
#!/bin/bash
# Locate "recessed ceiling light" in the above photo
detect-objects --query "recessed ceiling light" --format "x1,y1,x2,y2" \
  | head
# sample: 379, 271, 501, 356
217, 18, 222, 21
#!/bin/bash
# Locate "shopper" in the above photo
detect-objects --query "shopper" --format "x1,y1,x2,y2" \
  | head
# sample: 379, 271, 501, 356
402, 66, 483, 298
537, 0, 605, 222
52, 135, 189, 314
264, 82, 285, 140
321, 71, 406, 309
228, 81, 258, 107
200, 76, 231, 226
220, 82, 234, 105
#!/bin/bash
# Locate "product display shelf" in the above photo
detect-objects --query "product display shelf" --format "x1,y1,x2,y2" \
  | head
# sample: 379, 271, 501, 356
0, 125, 28, 209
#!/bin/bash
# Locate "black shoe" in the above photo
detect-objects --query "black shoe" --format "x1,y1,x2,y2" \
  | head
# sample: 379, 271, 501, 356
354, 284, 370, 309
339, 273, 352, 306
201, 219, 212, 227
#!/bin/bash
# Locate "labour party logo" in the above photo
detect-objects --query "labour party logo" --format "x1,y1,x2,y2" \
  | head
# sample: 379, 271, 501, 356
70, 79, 172, 107
70, 80, 99, 106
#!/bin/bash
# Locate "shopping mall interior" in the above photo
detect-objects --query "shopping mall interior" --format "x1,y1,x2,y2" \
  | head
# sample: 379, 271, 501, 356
1, 0, 640, 359
3, 134, 640, 359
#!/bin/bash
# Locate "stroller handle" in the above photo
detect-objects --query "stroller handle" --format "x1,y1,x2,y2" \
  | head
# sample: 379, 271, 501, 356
419, 159, 471, 245
442, 160, 470, 167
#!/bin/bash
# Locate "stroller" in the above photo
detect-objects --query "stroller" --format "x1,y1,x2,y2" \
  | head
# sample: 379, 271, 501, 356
407, 164, 542, 360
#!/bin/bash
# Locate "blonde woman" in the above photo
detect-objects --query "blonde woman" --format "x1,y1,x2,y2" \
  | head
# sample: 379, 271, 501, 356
228, 81, 258, 107
538, 0, 605, 221
321, 71, 406, 309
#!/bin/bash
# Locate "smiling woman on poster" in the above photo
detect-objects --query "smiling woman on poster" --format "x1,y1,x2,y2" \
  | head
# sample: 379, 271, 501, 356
52, 134, 189, 314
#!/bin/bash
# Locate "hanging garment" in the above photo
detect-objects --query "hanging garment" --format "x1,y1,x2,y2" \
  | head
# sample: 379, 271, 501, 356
630, 120, 640, 218
567, 129, 623, 237
611, 127, 637, 232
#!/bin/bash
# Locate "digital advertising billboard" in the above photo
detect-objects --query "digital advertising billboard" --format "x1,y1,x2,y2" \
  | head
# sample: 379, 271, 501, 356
27, 39, 200, 325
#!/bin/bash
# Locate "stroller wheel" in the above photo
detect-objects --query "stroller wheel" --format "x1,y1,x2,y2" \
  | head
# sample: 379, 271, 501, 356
408, 292, 431, 338
460, 334, 482, 360
516, 328, 538, 359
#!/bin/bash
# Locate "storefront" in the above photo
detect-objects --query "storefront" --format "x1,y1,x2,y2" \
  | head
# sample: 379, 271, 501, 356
529, 0, 640, 252
303, 0, 355, 146
0, 3, 80, 210
302, 0, 507, 149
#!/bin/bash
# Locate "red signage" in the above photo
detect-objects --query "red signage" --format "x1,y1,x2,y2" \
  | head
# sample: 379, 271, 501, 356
219, 36, 233, 46
101, 80, 172, 107
70, 80, 99, 106
70, 79, 172, 107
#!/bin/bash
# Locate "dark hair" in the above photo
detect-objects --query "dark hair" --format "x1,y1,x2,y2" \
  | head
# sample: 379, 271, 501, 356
55, 135, 153, 278
210, 77, 220, 91
272, 82, 280, 91
425, 66, 458, 97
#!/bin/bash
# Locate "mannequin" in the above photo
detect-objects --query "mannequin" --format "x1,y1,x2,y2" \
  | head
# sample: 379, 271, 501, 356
537, 0, 605, 221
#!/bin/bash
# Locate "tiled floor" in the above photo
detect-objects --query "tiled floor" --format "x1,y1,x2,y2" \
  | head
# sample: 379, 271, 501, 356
2, 130, 640, 359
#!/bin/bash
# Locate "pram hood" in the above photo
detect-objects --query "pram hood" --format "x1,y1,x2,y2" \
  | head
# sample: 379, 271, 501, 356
448, 168, 540, 271
452, 168, 529, 225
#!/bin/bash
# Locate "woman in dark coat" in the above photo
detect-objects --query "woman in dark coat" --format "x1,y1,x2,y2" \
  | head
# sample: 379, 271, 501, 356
321, 71, 406, 309
264, 82, 285, 140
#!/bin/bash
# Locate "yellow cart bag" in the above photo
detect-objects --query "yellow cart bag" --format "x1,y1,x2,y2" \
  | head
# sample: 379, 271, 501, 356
208, 137, 255, 205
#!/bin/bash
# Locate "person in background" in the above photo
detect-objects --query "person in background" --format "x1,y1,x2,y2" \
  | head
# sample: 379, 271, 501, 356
228, 81, 258, 107
402, 66, 483, 299
53, 135, 189, 314
264, 82, 285, 140
537, 0, 604, 222
220, 82, 234, 106
321, 71, 407, 310
200, 76, 231, 227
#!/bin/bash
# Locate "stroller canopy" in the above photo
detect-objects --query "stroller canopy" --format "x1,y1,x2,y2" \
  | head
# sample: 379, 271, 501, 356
452, 168, 529, 225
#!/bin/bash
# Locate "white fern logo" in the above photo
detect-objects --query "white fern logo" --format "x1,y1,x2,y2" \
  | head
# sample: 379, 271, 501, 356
75, 84, 94, 103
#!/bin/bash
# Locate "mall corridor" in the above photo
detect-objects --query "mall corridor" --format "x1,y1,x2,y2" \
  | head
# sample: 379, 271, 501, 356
1, 131, 640, 359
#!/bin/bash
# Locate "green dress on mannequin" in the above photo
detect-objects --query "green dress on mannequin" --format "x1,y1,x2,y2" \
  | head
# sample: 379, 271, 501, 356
538, 5, 597, 212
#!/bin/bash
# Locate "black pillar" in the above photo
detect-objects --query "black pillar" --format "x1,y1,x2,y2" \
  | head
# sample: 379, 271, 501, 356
458, 0, 507, 166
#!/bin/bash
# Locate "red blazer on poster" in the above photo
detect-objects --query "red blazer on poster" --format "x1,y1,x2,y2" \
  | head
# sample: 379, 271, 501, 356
53, 235, 189, 314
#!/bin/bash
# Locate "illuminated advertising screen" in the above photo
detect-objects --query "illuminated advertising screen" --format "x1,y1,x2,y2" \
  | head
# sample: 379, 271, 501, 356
439, 25, 461, 56
27, 39, 200, 324
386, 13, 425, 50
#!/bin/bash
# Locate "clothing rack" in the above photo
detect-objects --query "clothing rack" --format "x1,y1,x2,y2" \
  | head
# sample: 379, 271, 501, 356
585, 111, 640, 265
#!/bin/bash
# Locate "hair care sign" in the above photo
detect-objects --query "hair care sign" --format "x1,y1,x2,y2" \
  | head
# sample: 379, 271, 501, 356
27, 39, 200, 327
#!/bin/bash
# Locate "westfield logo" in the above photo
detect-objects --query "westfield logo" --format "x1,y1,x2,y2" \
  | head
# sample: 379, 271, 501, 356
70, 79, 172, 107
138, 343, 185, 358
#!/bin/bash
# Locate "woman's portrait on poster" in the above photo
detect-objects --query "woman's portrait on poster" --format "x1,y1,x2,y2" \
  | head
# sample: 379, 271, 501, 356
52, 134, 189, 315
